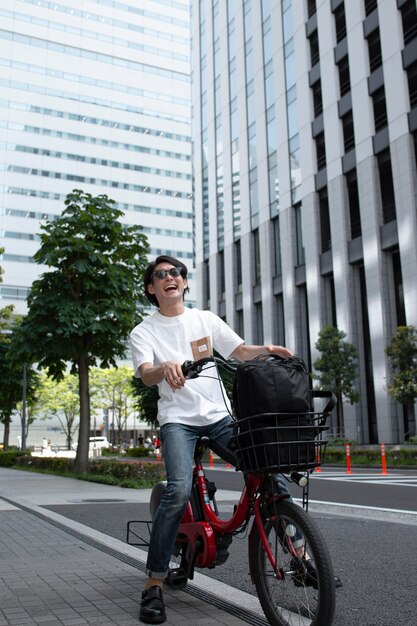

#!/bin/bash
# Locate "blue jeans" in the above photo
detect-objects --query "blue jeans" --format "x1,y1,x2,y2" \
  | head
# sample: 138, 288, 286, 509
146, 416, 292, 578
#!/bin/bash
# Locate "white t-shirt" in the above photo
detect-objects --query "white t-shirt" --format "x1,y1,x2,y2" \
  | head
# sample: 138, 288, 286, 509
129, 308, 243, 426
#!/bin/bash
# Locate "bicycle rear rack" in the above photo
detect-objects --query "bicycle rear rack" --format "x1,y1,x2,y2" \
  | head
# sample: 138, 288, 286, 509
126, 520, 152, 548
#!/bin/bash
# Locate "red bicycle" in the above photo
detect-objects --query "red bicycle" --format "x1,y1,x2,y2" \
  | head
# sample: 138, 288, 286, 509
128, 356, 337, 626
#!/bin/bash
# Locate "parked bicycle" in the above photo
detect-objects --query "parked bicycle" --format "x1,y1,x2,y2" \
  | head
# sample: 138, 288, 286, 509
128, 356, 337, 626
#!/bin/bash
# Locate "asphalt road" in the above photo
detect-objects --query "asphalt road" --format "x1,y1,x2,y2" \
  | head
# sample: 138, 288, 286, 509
45, 468, 417, 626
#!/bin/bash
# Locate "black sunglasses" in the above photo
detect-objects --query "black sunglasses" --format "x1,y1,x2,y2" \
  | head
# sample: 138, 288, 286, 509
153, 267, 183, 280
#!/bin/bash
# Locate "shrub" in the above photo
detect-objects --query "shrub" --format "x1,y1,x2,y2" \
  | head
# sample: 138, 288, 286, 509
125, 446, 152, 458
327, 437, 358, 447
88, 459, 165, 485
0, 449, 28, 467
14, 455, 74, 473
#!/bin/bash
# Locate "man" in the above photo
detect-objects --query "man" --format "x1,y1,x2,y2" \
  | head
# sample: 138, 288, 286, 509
130, 255, 294, 624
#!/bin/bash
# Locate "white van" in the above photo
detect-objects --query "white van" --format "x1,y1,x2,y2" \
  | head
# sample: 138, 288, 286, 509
89, 436, 110, 450
72, 436, 111, 451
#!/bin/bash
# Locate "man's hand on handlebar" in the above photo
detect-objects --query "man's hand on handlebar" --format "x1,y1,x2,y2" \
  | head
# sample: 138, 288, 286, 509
161, 361, 186, 390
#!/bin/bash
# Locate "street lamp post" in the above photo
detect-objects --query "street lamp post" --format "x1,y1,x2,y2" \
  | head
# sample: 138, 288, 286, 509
21, 363, 27, 451
111, 380, 124, 448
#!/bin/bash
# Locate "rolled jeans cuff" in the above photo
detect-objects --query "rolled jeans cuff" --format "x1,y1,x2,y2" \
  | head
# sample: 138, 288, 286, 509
147, 570, 166, 580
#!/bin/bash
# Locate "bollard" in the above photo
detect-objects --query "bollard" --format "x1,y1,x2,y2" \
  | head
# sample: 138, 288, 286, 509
210, 449, 214, 468
345, 443, 352, 474
315, 447, 321, 472
380, 443, 388, 475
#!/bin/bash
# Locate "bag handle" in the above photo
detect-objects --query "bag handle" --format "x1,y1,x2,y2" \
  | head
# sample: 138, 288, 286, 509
312, 390, 337, 414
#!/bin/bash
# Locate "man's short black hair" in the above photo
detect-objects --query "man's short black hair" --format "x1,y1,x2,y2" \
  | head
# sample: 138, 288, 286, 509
143, 255, 189, 307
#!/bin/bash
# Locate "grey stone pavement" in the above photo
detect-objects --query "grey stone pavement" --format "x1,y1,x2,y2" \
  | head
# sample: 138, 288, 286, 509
0, 468, 267, 626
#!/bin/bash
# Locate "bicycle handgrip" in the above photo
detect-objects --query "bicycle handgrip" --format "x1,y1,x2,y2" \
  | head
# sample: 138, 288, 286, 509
181, 360, 196, 378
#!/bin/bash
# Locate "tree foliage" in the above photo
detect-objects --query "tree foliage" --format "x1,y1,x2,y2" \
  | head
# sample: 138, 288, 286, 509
11, 190, 149, 471
313, 325, 360, 437
131, 376, 159, 429
0, 301, 40, 450
385, 326, 417, 407
37, 372, 80, 450
91, 366, 136, 446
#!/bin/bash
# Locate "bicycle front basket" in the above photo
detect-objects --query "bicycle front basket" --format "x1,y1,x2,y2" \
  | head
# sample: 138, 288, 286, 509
232, 411, 328, 474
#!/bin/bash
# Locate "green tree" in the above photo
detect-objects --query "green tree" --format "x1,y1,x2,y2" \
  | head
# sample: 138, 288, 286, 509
37, 372, 80, 450
11, 190, 149, 471
0, 264, 40, 449
313, 325, 360, 438
92, 366, 136, 447
131, 376, 159, 430
385, 325, 417, 438
0, 334, 40, 450
0, 248, 15, 448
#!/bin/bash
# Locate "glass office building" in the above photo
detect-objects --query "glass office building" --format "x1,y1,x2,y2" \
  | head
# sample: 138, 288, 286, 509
0, 0, 194, 314
191, 0, 417, 443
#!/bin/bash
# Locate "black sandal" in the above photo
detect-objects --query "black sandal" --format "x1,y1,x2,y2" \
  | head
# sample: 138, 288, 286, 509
139, 585, 166, 624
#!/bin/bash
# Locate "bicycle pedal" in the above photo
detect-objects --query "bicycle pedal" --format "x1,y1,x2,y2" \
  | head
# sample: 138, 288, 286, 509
164, 567, 188, 590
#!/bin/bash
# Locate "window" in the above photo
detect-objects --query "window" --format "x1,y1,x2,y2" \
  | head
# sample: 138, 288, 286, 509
367, 29, 382, 72
315, 131, 326, 170
372, 87, 388, 132
334, 3, 346, 43
309, 29, 320, 67
294, 204, 305, 265
307, 0, 317, 19
204, 260, 210, 307
338, 55, 351, 96
400, 0, 417, 45
364, 0, 377, 16
407, 61, 417, 109
250, 166, 258, 220
246, 79, 255, 126
342, 111, 355, 152
235, 239, 242, 293
218, 250, 225, 300
377, 149, 396, 224
253, 229, 261, 284
318, 188, 331, 253
346, 169, 362, 238
392, 250, 406, 326
274, 294, 285, 345
312, 79, 323, 117
273, 217, 282, 276
255, 303, 264, 344
268, 152, 279, 216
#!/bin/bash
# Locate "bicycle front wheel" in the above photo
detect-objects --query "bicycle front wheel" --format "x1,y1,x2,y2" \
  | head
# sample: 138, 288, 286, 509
249, 500, 335, 626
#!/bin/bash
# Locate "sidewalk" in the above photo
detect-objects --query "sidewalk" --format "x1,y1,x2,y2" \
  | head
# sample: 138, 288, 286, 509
0, 468, 266, 626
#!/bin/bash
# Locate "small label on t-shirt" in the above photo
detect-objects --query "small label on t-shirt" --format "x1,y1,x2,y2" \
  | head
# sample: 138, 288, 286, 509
190, 336, 212, 360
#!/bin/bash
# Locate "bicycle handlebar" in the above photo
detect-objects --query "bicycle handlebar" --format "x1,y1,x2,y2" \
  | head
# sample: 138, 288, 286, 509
181, 357, 337, 415
181, 355, 235, 379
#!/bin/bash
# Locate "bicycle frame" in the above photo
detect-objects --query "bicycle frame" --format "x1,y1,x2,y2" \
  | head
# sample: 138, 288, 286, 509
175, 441, 291, 581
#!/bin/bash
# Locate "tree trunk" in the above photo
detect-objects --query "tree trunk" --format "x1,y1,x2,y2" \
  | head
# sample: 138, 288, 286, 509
73, 357, 90, 473
337, 392, 345, 438
404, 404, 416, 439
2, 418, 11, 450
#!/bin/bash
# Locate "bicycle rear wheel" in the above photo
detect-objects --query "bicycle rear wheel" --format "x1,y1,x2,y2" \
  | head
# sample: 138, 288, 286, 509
249, 500, 335, 626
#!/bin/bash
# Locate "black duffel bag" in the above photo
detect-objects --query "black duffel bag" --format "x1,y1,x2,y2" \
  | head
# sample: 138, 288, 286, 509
232, 355, 323, 473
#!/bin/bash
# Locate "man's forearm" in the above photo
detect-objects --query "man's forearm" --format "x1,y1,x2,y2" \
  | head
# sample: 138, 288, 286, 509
140, 363, 166, 387
231, 344, 293, 362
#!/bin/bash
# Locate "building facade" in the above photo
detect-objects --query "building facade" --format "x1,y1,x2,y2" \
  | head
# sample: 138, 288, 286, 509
191, 0, 417, 443
0, 0, 194, 314
0, 0, 193, 448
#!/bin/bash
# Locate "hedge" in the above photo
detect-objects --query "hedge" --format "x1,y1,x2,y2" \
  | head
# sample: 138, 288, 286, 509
0, 452, 166, 487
